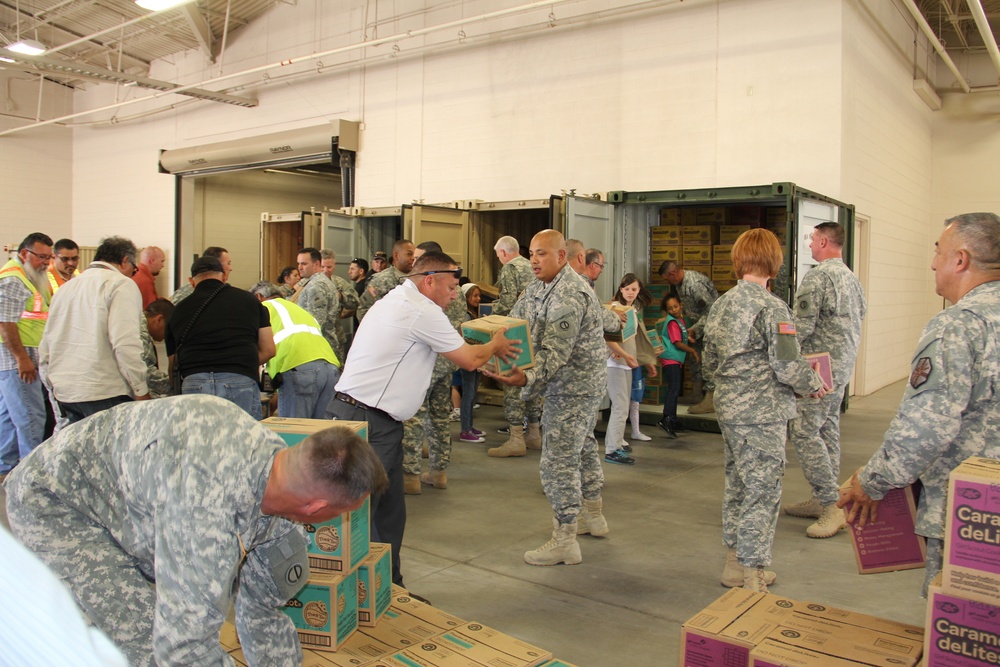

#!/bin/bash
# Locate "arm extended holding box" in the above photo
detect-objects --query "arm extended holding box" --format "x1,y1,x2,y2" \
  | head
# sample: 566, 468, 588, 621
442, 327, 521, 371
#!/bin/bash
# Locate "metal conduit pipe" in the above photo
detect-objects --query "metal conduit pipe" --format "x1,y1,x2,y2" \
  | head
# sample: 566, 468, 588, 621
898, 0, 971, 93
966, 0, 1000, 83
0, 0, 590, 137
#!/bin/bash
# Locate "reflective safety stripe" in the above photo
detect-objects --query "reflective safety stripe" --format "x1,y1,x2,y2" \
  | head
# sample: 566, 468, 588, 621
270, 299, 323, 344
20, 290, 47, 320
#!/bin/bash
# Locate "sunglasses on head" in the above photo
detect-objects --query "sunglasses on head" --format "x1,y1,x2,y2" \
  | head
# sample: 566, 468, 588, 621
412, 268, 462, 279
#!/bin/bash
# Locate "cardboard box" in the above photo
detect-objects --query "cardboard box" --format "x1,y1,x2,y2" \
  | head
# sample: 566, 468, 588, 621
357, 612, 423, 651
460, 315, 535, 375
436, 623, 552, 667
284, 569, 359, 652
357, 542, 393, 627
680, 588, 763, 666
682, 246, 712, 266
695, 207, 731, 225
715, 279, 738, 293
731, 206, 763, 226
651, 226, 682, 244
641, 385, 662, 406
604, 304, 638, 343
765, 208, 788, 225
926, 574, 1000, 667
660, 208, 681, 225
711, 265, 737, 282
713, 245, 733, 264
390, 592, 466, 631
750, 639, 859, 667
719, 225, 753, 245
220, 622, 241, 653
680, 208, 699, 225
388, 642, 484, 667
804, 352, 833, 390
262, 417, 368, 446
650, 246, 681, 263
540, 661, 581, 667
304, 495, 371, 573
845, 484, 926, 574
644, 304, 663, 320
944, 457, 1000, 605
646, 328, 665, 356
312, 632, 397, 667
681, 226, 718, 246
647, 284, 672, 300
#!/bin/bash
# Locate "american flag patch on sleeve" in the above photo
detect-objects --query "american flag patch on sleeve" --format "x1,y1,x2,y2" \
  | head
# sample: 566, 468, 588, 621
778, 322, 796, 335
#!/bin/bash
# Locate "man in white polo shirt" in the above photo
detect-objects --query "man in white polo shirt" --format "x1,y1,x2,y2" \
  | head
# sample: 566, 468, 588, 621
327, 250, 517, 586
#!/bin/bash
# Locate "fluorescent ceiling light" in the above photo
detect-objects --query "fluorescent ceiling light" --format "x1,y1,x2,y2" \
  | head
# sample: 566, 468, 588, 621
135, 0, 195, 10
7, 39, 46, 55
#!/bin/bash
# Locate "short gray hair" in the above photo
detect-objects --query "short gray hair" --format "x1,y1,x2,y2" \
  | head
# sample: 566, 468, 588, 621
248, 281, 281, 299
494, 236, 519, 254
320, 249, 336, 261
947, 212, 1000, 271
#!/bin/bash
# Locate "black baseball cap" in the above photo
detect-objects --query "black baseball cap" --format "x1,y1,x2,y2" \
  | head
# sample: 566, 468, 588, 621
191, 256, 224, 277
372, 251, 387, 260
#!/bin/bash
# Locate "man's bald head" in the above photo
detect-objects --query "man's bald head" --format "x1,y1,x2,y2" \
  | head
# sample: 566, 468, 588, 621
530, 230, 567, 283
566, 238, 586, 274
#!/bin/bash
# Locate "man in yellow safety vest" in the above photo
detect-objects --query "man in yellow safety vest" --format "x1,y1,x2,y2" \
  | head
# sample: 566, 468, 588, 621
0, 232, 54, 478
46, 239, 80, 294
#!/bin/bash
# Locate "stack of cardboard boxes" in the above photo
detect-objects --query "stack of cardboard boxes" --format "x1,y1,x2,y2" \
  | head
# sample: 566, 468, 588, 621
221, 417, 578, 667
680, 587, 925, 666
926, 456, 1000, 666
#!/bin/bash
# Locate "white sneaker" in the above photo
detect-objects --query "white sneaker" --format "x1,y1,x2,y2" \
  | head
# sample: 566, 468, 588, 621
629, 431, 652, 441
449, 408, 461, 422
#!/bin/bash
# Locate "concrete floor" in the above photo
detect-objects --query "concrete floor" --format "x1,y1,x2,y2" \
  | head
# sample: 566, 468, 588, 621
0, 379, 927, 666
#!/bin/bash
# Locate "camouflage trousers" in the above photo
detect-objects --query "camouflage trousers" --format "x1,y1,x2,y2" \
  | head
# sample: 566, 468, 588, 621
503, 384, 542, 425
789, 385, 847, 506
403, 371, 453, 474
539, 393, 605, 524
720, 420, 787, 568
6, 477, 158, 667
923, 537, 943, 598
689, 338, 712, 391
329, 324, 348, 367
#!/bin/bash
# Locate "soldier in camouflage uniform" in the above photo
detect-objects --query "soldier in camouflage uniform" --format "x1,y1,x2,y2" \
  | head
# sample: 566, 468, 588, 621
141, 298, 174, 398
839, 212, 1000, 596
784, 222, 867, 538
4, 395, 386, 666
292, 247, 343, 363
660, 260, 719, 413
320, 249, 361, 361
356, 240, 415, 321
489, 235, 543, 457
703, 229, 825, 592
401, 242, 461, 492
490, 230, 610, 567
170, 246, 230, 304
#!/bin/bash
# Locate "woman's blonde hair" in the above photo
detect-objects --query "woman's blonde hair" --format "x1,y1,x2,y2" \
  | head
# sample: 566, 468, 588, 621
732, 228, 784, 279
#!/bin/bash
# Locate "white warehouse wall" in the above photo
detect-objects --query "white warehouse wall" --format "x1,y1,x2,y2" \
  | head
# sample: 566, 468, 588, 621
2, 0, 960, 393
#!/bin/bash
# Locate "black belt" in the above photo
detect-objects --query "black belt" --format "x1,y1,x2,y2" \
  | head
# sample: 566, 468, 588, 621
335, 392, 398, 422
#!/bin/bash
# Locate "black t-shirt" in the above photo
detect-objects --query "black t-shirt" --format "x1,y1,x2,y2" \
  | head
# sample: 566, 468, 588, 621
165, 280, 270, 382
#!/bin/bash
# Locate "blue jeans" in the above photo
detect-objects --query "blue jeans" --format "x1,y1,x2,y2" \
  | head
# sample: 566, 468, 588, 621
58, 395, 133, 425
0, 369, 46, 473
460, 368, 479, 432
277, 360, 340, 419
182, 372, 262, 420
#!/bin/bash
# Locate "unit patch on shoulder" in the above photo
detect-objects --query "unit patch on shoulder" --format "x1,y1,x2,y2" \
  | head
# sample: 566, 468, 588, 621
910, 357, 933, 389
559, 321, 570, 330
778, 322, 796, 335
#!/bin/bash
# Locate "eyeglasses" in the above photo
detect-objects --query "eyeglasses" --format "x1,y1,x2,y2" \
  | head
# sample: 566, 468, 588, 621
25, 249, 54, 261
56, 255, 79, 263
412, 268, 463, 280
591, 262, 605, 269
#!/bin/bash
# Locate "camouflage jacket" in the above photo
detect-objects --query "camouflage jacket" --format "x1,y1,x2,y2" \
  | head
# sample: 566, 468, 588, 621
10, 396, 305, 665
678, 269, 718, 339
433, 296, 467, 379
294, 273, 340, 349
511, 264, 607, 400
140, 316, 172, 398
859, 280, 1000, 539
170, 283, 193, 305
331, 274, 360, 317
493, 255, 534, 316
793, 258, 867, 387
703, 280, 823, 424
357, 267, 408, 321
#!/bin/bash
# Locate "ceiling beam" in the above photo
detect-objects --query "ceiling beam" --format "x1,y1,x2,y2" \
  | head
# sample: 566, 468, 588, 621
181, 3, 215, 62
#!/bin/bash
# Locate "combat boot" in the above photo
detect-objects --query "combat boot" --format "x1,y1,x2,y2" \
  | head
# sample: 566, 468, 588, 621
806, 503, 847, 538
688, 390, 715, 414
524, 518, 582, 566
488, 425, 526, 458
743, 566, 772, 592
783, 496, 823, 519
576, 497, 609, 537
524, 422, 542, 450
721, 549, 776, 588
420, 469, 447, 489
404, 473, 421, 495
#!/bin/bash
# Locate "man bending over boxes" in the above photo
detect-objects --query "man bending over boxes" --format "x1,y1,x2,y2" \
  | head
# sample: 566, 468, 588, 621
839, 212, 1000, 595
4, 395, 388, 667
488, 230, 610, 566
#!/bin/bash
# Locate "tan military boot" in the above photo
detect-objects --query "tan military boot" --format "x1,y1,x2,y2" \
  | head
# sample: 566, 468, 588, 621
783, 496, 824, 519
806, 503, 847, 538
687, 390, 715, 414
576, 497, 609, 537
743, 566, 771, 592
721, 549, 776, 588
524, 518, 582, 566
524, 422, 542, 450
488, 425, 526, 458
420, 469, 447, 489
403, 473, 421, 495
